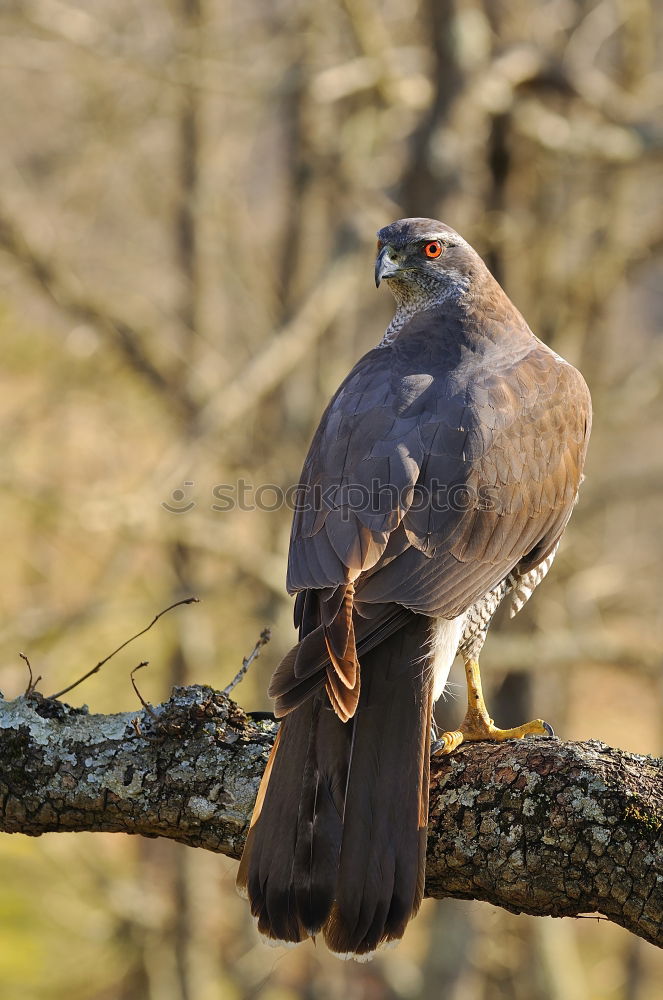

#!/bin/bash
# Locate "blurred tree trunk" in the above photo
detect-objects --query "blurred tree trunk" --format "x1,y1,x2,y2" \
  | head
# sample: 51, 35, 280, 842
161, 5, 205, 998
399, 0, 461, 216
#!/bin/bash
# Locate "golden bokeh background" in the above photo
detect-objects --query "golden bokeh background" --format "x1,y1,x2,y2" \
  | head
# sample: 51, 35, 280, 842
0, 1, 661, 997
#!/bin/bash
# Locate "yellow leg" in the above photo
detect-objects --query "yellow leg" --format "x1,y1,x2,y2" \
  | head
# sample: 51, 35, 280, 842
432, 659, 552, 755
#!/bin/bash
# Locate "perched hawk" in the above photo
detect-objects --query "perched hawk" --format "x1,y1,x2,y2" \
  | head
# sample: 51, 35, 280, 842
237, 218, 591, 959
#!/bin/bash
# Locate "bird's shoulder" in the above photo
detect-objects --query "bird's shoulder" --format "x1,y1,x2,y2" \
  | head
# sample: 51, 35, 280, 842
307, 307, 588, 463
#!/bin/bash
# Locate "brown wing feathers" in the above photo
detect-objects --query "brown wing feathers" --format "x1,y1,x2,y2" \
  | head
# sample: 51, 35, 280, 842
322, 584, 359, 721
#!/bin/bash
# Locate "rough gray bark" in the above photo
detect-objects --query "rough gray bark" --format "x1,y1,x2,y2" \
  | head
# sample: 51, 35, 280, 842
0, 685, 661, 948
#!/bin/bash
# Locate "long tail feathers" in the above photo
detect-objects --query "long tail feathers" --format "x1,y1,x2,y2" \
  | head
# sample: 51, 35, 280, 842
323, 617, 433, 956
237, 607, 433, 957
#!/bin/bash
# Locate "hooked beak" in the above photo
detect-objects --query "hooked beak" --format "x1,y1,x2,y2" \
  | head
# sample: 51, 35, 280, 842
374, 246, 401, 287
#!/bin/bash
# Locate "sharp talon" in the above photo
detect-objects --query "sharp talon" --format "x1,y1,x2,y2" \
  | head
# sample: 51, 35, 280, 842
543, 721, 555, 738
246, 710, 276, 722
431, 731, 463, 755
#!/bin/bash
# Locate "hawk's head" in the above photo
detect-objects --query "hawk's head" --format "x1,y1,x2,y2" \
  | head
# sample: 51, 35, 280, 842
375, 218, 480, 297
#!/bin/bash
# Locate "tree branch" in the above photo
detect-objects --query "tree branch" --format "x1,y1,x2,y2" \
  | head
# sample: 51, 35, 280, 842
196, 255, 359, 437
0, 685, 660, 948
0, 208, 197, 420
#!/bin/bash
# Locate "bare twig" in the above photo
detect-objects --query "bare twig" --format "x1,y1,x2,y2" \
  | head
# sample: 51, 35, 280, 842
222, 627, 272, 695
48, 597, 199, 700
20, 652, 41, 696
130, 661, 157, 717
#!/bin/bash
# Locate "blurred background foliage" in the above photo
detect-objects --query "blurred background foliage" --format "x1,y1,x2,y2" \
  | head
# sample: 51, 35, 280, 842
0, 0, 662, 997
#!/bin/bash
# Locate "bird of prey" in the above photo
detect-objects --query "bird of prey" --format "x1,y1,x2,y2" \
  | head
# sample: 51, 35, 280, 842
237, 218, 592, 959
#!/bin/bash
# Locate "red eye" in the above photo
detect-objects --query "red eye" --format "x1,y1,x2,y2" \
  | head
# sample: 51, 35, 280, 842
424, 240, 442, 258
376, 239, 384, 251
